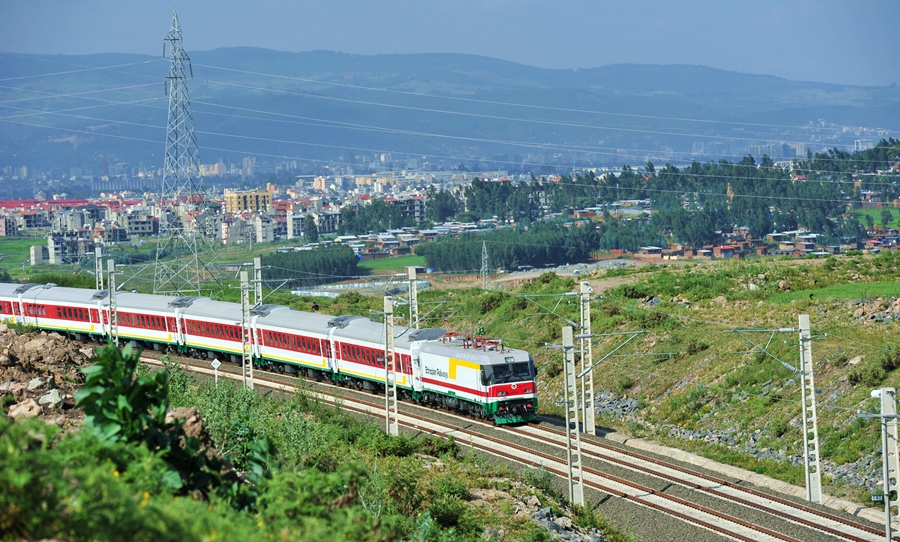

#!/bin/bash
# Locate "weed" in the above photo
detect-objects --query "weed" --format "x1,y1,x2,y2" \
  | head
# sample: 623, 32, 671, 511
615, 376, 636, 394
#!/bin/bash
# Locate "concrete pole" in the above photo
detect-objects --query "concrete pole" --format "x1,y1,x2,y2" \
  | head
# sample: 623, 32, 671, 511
95, 246, 103, 291
408, 267, 419, 329
241, 271, 253, 390
107, 259, 118, 347
580, 282, 595, 434
563, 326, 584, 505
879, 388, 899, 539
798, 314, 822, 503
384, 296, 398, 436
253, 256, 262, 306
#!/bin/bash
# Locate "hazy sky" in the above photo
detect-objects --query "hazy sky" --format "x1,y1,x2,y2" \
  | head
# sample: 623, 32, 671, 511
1, 0, 897, 86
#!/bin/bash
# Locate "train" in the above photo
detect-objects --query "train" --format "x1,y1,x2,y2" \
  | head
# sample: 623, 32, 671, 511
0, 282, 538, 425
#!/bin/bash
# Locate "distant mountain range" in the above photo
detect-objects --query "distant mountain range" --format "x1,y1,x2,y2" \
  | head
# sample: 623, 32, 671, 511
1, 48, 897, 175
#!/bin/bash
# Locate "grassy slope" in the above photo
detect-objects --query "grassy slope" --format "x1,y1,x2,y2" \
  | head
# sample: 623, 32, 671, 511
12, 243, 900, 505
394, 253, 900, 504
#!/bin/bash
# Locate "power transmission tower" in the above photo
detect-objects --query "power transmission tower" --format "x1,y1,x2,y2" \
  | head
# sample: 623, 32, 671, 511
154, 11, 219, 296
481, 241, 489, 289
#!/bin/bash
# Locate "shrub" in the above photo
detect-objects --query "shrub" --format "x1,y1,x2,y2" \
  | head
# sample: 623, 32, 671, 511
848, 363, 887, 387
615, 376, 635, 394
544, 359, 562, 378
878, 349, 900, 372
480, 291, 508, 313
684, 340, 710, 356
617, 284, 649, 299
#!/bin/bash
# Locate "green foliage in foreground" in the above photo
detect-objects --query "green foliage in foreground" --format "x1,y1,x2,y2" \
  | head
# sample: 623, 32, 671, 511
2, 343, 618, 542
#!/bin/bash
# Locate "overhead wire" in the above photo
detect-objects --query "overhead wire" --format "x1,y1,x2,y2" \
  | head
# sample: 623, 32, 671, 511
1, 100, 893, 198
194, 62, 900, 135
1, 80, 893, 173
202, 79, 872, 144
0, 57, 165, 83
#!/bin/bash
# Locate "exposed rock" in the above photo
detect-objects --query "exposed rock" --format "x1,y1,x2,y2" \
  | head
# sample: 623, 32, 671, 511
27, 377, 47, 391
39, 389, 63, 409
9, 398, 41, 419
23, 338, 49, 351
1, 328, 91, 427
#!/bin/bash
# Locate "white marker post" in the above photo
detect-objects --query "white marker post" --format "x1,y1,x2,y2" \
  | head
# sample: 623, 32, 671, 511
211, 358, 221, 387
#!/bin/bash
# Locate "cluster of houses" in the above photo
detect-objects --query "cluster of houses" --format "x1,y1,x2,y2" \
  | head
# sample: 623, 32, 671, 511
637, 228, 900, 261
0, 187, 429, 266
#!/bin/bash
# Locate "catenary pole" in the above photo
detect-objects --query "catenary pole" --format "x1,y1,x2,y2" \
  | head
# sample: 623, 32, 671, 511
580, 282, 595, 434
241, 271, 253, 389
384, 296, 398, 436
562, 326, 584, 505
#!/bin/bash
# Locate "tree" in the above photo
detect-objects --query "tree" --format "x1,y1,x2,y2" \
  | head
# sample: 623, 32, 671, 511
865, 214, 875, 233
425, 187, 461, 223
304, 214, 319, 243
881, 208, 894, 228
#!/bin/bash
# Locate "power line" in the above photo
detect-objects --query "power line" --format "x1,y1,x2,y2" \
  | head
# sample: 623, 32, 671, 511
193, 62, 899, 134
3, 102, 892, 198
1, 82, 894, 170
0, 58, 164, 83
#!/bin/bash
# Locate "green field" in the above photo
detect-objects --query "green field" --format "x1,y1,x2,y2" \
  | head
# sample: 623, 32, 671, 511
850, 208, 898, 229
768, 280, 900, 303
0, 236, 45, 278
358, 254, 426, 272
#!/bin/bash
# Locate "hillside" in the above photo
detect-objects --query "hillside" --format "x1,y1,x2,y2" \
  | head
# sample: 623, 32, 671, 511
1, 48, 897, 171
451, 253, 900, 504
4, 249, 900, 535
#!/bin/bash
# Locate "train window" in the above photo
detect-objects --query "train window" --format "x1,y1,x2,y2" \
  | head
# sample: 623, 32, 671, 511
513, 362, 532, 379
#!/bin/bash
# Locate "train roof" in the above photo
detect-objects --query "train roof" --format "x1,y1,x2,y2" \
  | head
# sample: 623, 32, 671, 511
181, 298, 242, 322
13, 284, 101, 305
114, 291, 181, 313
418, 340, 532, 366
253, 305, 334, 334
330, 316, 386, 345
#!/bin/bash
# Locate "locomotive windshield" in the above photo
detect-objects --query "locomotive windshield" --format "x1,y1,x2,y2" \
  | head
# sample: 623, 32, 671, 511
481, 360, 534, 385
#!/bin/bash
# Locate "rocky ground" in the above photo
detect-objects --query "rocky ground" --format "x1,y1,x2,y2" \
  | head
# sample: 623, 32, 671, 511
592, 388, 884, 494
0, 324, 95, 427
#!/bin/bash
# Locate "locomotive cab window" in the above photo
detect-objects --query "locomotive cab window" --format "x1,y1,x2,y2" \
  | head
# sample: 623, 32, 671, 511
481, 360, 534, 385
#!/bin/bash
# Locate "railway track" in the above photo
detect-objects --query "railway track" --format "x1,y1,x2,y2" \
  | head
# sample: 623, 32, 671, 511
141, 351, 894, 542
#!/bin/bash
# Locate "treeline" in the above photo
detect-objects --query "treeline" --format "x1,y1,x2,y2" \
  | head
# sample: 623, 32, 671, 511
415, 221, 665, 273
261, 244, 359, 288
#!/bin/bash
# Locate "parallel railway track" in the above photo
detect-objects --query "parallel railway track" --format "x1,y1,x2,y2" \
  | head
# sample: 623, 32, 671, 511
141, 351, 894, 542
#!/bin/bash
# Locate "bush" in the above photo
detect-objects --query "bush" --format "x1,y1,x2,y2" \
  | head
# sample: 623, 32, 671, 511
878, 349, 900, 372
617, 284, 649, 299
480, 291, 508, 313
848, 363, 887, 387
615, 376, 635, 394
684, 340, 710, 356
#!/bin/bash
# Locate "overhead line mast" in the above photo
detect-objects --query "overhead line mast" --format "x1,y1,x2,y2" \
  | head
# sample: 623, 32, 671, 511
154, 11, 220, 296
